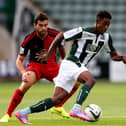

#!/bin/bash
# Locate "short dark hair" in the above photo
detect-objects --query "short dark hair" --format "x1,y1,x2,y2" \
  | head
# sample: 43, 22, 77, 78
97, 10, 112, 19
34, 13, 48, 24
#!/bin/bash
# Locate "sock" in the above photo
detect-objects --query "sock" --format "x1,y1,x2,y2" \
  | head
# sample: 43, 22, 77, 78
71, 104, 81, 111
76, 84, 92, 105
20, 107, 31, 115
7, 88, 24, 117
30, 98, 54, 113
55, 84, 79, 107
18, 98, 54, 115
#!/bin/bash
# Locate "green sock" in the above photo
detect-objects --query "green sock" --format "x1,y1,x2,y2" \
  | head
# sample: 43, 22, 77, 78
30, 98, 54, 113
76, 84, 92, 105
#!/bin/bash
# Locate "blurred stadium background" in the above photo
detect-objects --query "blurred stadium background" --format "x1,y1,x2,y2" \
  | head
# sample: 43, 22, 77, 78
0, 0, 126, 82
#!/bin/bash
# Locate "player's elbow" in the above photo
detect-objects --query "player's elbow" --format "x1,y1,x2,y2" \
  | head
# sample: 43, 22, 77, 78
57, 32, 64, 42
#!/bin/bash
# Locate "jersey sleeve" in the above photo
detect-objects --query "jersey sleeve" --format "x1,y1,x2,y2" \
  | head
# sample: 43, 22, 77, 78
19, 38, 29, 56
104, 34, 116, 53
63, 27, 83, 41
19, 45, 29, 56
18, 32, 35, 56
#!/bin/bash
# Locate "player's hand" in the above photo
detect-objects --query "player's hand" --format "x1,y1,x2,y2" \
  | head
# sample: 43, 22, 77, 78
35, 49, 48, 62
36, 53, 48, 62
122, 55, 126, 64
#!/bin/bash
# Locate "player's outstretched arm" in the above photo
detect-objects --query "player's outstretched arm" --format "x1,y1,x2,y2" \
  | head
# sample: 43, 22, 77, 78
36, 32, 64, 62
47, 32, 64, 59
110, 51, 126, 64
16, 55, 26, 74
122, 55, 126, 64
58, 46, 66, 59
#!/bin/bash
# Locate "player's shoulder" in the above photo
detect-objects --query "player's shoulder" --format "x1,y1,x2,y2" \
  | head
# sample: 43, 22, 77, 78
48, 28, 60, 37
83, 27, 95, 33
24, 31, 36, 40
22, 31, 36, 47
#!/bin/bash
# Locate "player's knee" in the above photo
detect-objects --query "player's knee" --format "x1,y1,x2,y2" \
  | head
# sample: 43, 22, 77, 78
87, 77, 96, 87
22, 71, 37, 83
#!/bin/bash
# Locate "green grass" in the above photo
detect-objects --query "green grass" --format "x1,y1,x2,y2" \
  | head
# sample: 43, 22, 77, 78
0, 80, 126, 126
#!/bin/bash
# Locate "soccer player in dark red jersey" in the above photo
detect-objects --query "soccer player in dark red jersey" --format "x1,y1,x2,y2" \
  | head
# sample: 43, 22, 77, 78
0, 13, 80, 122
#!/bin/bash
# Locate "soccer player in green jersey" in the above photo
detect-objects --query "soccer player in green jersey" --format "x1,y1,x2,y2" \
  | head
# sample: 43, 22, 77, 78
14, 10, 126, 124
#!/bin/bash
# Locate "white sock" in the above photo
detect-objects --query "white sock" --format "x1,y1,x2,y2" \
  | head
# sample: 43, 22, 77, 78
72, 104, 81, 111
19, 107, 31, 115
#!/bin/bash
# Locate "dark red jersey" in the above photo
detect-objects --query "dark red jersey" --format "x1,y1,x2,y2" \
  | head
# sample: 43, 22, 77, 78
19, 28, 63, 63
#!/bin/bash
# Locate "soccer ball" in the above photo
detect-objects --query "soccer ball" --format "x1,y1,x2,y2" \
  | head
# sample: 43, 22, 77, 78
84, 104, 102, 122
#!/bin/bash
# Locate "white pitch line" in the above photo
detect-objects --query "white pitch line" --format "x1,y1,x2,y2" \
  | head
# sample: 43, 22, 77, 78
102, 116, 126, 118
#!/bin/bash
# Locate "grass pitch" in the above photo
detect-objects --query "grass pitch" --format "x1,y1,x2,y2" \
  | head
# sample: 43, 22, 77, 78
0, 80, 126, 126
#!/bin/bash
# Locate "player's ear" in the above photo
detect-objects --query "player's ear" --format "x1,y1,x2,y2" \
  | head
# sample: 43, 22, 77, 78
34, 23, 37, 28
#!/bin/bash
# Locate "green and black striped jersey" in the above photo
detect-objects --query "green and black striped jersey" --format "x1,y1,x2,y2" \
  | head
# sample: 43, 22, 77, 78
64, 27, 115, 67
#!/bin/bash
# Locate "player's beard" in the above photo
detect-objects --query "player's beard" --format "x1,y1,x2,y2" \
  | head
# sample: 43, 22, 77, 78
38, 30, 47, 37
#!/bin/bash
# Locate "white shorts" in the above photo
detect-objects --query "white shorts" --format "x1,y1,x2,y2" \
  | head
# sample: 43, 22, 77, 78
53, 59, 88, 93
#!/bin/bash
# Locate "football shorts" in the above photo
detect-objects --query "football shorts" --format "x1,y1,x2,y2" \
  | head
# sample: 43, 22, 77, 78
53, 59, 88, 93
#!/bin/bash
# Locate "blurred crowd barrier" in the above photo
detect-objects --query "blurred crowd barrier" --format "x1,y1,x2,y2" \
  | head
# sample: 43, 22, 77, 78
110, 61, 126, 82
0, 0, 126, 81
0, 60, 19, 79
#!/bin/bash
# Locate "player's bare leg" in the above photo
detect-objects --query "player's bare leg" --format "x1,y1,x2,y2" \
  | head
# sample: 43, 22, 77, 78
15, 87, 68, 124
50, 82, 80, 118
70, 71, 95, 121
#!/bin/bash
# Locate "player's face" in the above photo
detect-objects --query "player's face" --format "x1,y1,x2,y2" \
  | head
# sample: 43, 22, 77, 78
95, 18, 111, 34
34, 20, 48, 37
